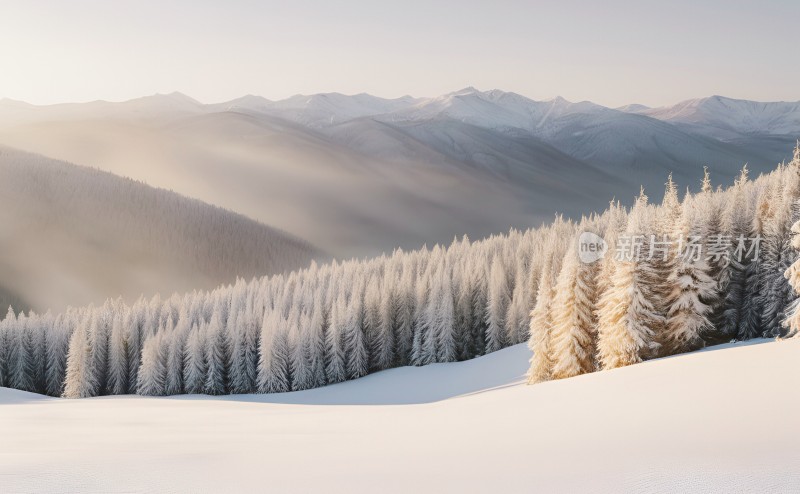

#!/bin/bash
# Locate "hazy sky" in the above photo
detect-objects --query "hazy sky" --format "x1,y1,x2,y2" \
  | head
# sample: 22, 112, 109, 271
1, 0, 797, 107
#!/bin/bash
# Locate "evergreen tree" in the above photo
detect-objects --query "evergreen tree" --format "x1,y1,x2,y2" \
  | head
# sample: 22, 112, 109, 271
63, 314, 99, 398
662, 196, 715, 355
184, 322, 208, 394
325, 292, 348, 384
137, 332, 167, 396
485, 256, 510, 354
432, 264, 457, 363
106, 309, 129, 395
549, 242, 600, 381
344, 276, 369, 378
257, 310, 291, 393
204, 312, 229, 395
44, 314, 73, 397
597, 192, 663, 369
527, 248, 556, 384
394, 257, 415, 365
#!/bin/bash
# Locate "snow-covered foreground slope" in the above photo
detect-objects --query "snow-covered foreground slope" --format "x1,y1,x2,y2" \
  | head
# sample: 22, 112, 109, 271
2, 339, 800, 493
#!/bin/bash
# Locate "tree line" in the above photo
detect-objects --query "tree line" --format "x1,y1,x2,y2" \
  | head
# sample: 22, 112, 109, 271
1, 145, 799, 397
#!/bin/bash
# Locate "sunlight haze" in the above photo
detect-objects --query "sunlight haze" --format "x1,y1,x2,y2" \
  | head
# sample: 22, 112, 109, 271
1, 0, 798, 107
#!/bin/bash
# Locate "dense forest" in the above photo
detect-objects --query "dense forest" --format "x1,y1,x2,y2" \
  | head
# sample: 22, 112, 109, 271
1, 146, 799, 397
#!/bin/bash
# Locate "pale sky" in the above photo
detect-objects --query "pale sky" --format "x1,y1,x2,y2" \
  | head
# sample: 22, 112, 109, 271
0, 0, 797, 107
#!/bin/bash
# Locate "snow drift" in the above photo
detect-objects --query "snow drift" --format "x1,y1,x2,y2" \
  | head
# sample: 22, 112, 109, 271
1, 339, 799, 493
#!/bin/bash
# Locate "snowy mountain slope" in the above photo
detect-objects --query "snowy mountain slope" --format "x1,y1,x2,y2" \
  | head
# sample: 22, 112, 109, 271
0, 147, 318, 312
322, 116, 621, 211
1, 339, 798, 493
0, 109, 607, 258
262, 92, 420, 128
635, 95, 800, 140
377, 87, 608, 136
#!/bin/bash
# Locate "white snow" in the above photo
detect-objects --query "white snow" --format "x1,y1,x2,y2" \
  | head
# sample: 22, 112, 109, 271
638, 95, 800, 138
2, 338, 799, 493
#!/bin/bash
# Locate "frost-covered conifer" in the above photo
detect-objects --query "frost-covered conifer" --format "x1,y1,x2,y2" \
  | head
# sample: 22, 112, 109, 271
549, 240, 600, 381
527, 247, 556, 384
63, 314, 99, 398
44, 314, 73, 397
106, 309, 129, 395
432, 263, 457, 363
257, 310, 291, 393
325, 292, 348, 384
597, 191, 663, 369
663, 195, 715, 355
184, 322, 208, 394
485, 256, 510, 354
344, 274, 369, 379
137, 332, 167, 396
204, 311, 229, 395
9, 311, 37, 393
720, 167, 754, 339
394, 256, 415, 365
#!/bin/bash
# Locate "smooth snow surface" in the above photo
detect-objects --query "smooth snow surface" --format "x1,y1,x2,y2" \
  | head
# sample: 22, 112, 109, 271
2, 338, 800, 493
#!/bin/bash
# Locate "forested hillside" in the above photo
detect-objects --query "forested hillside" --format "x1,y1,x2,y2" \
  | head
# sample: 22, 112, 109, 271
1, 146, 799, 398
0, 147, 319, 312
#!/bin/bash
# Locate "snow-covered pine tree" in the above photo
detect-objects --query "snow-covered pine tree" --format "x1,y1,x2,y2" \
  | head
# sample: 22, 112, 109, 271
756, 178, 793, 338
0, 308, 10, 388
184, 322, 208, 394
698, 168, 730, 343
662, 194, 715, 355
411, 258, 434, 366
770, 157, 800, 336
125, 298, 145, 393
505, 262, 530, 346
782, 147, 800, 338
136, 331, 167, 396
393, 255, 415, 365
164, 313, 188, 396
485, 256, 510, 354
63, 313, 100, 398
29, 314, 48, 394
289, 309, 315, 391
44, 313, 73, 397
782, 217, 800, 337
324, 291, 348, 384
204, 311, 229, 395
229, 305, 260, 394
596, 190, 663, 369
105, 308, 129, 395
91, 303, 112, 395
721, 167, 754, 339
453, 257, 475, 361
344, 274, 369, 379
7, 311, 35, 393
307, 293, 328, 388
737, 181, 771, 341
433, 262, 457, 363
468, 255, 489, 357
549, 237, 600, 380
373, 272, 396, 371
527, 245, 556, 384
257, 310, 291, 393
